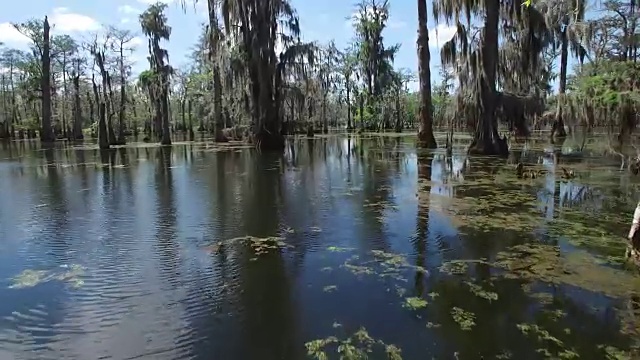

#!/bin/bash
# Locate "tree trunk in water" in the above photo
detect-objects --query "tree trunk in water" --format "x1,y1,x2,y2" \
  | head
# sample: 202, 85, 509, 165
468, 0, 508, 157
40, 16, 54, 143
154, 96, 162, 141
98, 102, 109, 149
188, 100, 194, 141
118, 49, 127, 145
213, 66, 227, 142
180, 99, 186, 132
131, 97, 139, 138
306, 97, 314, 137
322, 97, 328, 134
61, 54, 68, 139
358, 92, 364, 131
552, 19, 569, 139
160, 88, 171, 145
72, 73, 83, 140
252, 63, 283, 151
394, 91, 402, 132
105, 73, 118, 145
87, 91, 94, 126
416, 0, 437, 148
346, 87, 352, 131
93, 76, 109, 149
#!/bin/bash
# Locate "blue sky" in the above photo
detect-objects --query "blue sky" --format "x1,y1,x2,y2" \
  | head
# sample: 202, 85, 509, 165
0, 0, 457, 90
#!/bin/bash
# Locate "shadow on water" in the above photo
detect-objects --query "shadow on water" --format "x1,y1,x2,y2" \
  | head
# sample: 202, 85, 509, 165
0, 135, 639, 359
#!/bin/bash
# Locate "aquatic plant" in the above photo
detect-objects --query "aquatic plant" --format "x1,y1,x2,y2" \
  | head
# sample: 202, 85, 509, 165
403, 297, 428, 310
450, 307, 475, 331
305, 327, 403, 360
9, 264, 85, 289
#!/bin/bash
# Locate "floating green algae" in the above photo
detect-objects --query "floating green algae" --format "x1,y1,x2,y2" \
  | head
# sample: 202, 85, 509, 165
204, 235, 291, 260
305, 327, 403, 360
464, 281, 498, 302
9, 264, 85, 289
492, 243, 640, 298
339, 249, 427, 282
516, 323, 584, 359
451, 307, 475, 331
403, 297, 428, 310
9, 269, 48, 288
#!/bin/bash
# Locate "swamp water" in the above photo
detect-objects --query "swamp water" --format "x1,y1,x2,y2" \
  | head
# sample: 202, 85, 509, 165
0, 134, 639, 359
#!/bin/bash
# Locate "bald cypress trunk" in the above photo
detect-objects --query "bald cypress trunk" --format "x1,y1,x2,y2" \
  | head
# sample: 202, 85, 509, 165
40, 16, 54, 143
552, 17, 569, 139
468, 0, 508, 157
416, 0, 437, 149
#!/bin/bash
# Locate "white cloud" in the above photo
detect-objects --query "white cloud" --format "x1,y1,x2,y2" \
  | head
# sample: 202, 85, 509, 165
50, 7, 100, 33
130, 36, 144, 47
387, 19, 407, 29
118, 5, 140, 24
410, 24, 457, 49
118, 5, 140, 14
427, 24, 457, 49
1, 9, 101, 49
0, 23, 31, 46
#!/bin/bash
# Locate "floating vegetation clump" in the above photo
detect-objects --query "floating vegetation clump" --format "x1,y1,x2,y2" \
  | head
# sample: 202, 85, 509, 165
597, 345, 633, 360
450, 307, 475, 331
9, 264, 85, 289
516, 323, 582, 359
342, 261, 376, 277
517, 323, 563, 347
464, 281, 498, 302
439, 260, 482, 275
245, 236, 288, 256
204, 235, 290, 260
305, 327, 402, 360
492, 243, 640, 298
9, 270, 48, 288
403, 297, 428, 310
340, 250, 427, 282
437, 190, 542, 233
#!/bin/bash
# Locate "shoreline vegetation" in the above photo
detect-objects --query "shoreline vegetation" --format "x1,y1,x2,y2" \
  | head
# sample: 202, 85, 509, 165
0, 0, 636, 160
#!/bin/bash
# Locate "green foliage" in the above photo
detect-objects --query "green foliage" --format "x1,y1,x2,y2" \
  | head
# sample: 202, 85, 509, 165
139, 3, 171, 40
354, 106, 374, 126
568, 60, 640, 107
305, 327, 403, 360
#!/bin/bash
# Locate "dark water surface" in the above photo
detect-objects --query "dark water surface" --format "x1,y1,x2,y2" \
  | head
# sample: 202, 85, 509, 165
1, 135, 639, 360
